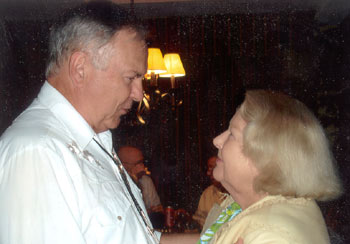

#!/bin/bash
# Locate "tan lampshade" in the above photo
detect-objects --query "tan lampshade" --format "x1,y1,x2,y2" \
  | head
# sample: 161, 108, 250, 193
159, 53, 186, 78
146, 48, 167, 75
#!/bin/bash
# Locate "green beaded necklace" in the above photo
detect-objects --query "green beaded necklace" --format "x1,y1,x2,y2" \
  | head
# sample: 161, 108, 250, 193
197, 202, 242, 244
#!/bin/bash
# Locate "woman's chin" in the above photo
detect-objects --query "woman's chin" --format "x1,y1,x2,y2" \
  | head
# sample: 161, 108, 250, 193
212, 169, 222, 183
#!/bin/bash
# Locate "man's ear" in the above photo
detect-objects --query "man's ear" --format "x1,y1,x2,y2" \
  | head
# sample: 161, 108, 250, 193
68, 51, 87, 87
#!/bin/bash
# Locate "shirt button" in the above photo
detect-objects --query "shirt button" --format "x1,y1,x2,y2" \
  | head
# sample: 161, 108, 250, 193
117, 216, 122, 221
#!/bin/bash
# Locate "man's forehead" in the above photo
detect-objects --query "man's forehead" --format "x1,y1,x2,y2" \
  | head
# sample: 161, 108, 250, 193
118, 146, 143, 161
108, 28, 147, 75
120, 146, 141, 153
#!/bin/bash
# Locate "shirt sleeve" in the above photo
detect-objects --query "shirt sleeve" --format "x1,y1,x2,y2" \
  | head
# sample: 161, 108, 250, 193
139, 175, 161, 210
193, 186, 217, 228
0, 143, 86, 244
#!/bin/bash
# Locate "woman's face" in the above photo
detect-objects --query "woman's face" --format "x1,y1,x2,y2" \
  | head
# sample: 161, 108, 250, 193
213, 111, 262, 209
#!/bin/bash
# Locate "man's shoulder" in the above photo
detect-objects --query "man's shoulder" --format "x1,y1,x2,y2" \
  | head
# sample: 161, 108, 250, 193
139, 174, 152, 182
198, 185, 215, 200
202, 184, 220, 195
139, 175, 155, 187
0, 104, 69, 153
203, 184, 214, 192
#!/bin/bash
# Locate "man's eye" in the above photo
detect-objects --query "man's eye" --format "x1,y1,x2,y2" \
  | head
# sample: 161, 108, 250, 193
125, 74, 142, 83
125, 77, 135, 82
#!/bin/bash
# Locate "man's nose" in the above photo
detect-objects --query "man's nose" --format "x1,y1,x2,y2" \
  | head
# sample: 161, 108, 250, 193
131, 78, 144, 102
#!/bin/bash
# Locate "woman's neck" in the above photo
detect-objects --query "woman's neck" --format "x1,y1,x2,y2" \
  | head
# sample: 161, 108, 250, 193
231, 191, 268, 210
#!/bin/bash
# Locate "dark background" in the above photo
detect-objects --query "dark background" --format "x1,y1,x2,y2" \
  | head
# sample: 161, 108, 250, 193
1, 0, 349, 241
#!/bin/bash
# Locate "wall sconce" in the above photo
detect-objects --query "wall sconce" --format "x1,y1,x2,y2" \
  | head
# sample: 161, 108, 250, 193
160, 53, 186, 88
159, 53, 186, 108
137, 48, 186, 124
146, 48, 167, 86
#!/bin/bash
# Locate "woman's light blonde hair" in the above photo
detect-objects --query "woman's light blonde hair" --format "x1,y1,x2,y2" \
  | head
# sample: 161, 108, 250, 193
239, 90, 342, 201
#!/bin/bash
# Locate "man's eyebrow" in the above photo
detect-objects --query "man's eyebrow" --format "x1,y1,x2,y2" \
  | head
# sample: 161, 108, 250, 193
125, 71, 144, 78
123, 161, 133, 164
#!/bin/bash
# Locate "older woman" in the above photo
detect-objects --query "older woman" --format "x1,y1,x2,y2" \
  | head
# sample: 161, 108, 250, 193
198, 90, 342, 244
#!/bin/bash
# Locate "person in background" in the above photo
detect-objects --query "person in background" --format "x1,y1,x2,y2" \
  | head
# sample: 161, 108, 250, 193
118, 146, 164, 228
193, 156, 226, 229
198, 90, 342, 244
0, 1, 199, 243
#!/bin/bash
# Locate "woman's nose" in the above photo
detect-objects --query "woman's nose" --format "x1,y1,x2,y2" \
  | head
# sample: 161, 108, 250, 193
213, 132, 225, 149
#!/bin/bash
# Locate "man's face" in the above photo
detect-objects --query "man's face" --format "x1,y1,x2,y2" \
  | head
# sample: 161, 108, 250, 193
118, 147, 145, 176
83, 28, 147, 133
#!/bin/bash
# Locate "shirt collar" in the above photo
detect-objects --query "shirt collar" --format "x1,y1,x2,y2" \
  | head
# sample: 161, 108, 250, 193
94, 130, 113, 153
37, 81, 112, 151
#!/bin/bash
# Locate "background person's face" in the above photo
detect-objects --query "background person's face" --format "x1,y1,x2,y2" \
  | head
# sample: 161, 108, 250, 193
83, 29, 147, 133
206, 156, 218, 184
119, 147, 145, 175
213, 111, 260, 208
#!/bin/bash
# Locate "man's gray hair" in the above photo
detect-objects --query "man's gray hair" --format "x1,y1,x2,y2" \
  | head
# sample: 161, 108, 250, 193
45, 1, 145, 78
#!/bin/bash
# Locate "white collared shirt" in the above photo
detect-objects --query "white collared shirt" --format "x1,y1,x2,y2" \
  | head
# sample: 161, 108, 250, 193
0, 82, 160, 244
139, 175, 161, 210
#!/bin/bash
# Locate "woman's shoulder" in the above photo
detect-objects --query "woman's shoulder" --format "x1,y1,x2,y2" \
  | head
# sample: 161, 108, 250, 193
244, 195, 322, 221
231, 195, 330, 243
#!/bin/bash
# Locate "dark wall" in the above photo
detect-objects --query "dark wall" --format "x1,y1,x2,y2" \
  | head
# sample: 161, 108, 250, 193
0, 20, 50, 133
0, 21, 12, 133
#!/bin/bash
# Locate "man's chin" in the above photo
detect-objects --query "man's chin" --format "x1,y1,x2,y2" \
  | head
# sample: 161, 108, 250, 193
105, 118, 121, 131
110, 119, 121, 129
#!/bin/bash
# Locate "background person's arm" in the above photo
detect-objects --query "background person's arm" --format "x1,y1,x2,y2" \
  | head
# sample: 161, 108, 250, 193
160, 233, 200, 244
159, 233, 244, 244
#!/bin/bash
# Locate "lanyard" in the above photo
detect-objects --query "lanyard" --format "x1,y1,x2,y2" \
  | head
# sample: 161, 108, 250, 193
93, 137, 159, 244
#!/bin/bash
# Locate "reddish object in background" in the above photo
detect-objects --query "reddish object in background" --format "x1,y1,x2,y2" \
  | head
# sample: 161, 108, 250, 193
164, 206, 175, 228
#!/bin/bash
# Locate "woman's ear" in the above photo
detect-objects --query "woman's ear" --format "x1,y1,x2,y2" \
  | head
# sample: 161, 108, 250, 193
68, 51, 87, 87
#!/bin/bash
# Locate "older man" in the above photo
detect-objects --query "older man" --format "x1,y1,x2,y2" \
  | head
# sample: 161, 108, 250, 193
118, 146, 163, 213
0, 1, 153, 243
0, 1, 199, 243
118, 146, 164, 229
